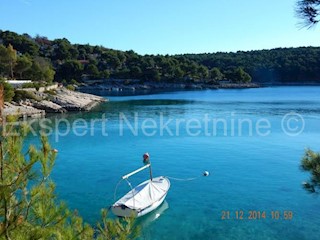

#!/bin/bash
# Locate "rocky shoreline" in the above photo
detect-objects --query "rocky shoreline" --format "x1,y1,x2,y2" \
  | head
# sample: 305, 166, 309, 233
3, 87, 106, 119
3, 82, 259, 119
77, 81, 260, 93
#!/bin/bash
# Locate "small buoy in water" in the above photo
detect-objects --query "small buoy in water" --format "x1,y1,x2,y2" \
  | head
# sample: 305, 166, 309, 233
203, 171, 209, 176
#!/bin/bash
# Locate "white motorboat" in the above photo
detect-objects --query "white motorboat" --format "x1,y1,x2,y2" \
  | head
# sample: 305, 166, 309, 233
112, 159, 170, 217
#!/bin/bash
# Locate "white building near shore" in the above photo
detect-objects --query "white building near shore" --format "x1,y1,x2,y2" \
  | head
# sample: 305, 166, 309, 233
6, 80, 32, 88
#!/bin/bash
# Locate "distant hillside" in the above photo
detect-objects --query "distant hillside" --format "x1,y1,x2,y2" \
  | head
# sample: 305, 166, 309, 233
180, 47, 320, 84
0, 29, 319, 85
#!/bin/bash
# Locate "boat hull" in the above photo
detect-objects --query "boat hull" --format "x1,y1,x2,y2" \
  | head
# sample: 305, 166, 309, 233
111, 192, 167, 217
112, 176, 170, 217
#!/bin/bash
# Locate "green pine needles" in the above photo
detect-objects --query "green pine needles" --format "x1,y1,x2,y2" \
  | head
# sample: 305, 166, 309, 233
0, 119, 139, 239
301, 148, 320, 194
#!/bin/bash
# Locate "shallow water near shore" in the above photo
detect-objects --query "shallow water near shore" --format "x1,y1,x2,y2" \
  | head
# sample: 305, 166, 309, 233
29, 86, 320, 239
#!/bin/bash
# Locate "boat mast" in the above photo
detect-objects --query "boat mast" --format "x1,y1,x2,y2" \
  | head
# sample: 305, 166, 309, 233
149, 164, 153, 181
143, 152, 153, 181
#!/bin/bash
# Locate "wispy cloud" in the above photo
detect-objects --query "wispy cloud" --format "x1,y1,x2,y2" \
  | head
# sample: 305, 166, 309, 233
19, 0, 31, 5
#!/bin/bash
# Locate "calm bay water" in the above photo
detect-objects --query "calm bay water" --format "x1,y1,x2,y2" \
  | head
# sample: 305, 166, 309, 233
31, 86, 320, 239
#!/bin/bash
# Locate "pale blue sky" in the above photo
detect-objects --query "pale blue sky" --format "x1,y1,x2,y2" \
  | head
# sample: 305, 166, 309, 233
1, 0, 319, 55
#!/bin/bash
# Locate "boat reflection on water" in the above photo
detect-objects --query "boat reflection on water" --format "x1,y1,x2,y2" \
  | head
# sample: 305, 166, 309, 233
137, 200, 169, 228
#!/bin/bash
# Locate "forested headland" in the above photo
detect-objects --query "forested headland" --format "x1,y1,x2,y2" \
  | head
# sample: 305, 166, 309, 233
0, 29, 319, 87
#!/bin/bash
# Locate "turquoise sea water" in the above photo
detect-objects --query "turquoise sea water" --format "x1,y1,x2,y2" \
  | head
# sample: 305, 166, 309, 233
30, 86, 320, 239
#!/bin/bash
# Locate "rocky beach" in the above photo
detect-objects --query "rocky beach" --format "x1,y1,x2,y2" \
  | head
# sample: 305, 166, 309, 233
3, 87, 106, 118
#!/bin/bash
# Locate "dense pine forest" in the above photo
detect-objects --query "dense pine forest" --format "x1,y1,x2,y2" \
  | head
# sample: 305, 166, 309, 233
182, 47, 320, 83
0, 30, 319, 85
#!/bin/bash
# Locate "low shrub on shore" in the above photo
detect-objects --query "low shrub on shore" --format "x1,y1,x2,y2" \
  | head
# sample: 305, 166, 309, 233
13, 89, 41, 102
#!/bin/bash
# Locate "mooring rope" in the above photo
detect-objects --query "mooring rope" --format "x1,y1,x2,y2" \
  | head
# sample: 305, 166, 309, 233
166, 171, 210, 182
113, 177, 136, 210
113, 178, 124, 202
166, 176, 199, 181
